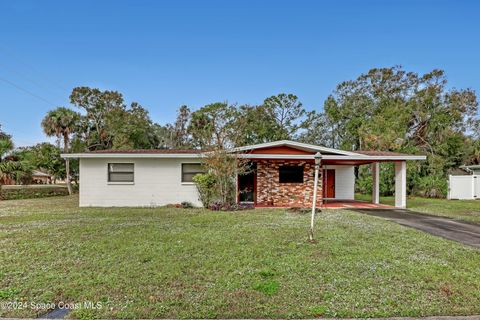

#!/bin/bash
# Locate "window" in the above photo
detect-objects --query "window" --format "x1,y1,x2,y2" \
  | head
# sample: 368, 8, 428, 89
279, 166, 304, 183
182, 163, 204, 182
108, 163, 134, 183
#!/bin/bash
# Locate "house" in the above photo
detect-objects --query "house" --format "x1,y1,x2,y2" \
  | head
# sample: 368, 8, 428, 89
0, 170, 52, 185
62, 140, 426, 208
459, 164, 480, 175
32, 170, 52, 184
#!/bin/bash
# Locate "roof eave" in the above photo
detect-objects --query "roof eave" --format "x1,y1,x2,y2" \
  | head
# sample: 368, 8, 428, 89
61, 153, 203, 159
238, 154, 427, 161
61, 152, 426, 161
230, 140, 362, 156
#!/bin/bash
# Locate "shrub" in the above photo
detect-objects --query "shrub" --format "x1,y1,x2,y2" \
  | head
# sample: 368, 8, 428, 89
209, 201, 254, 211
287, 207, 319, 214
0, 186, 69, 200
192, 173, 217, 208
356, 163, 396, 196
180, 201, 194, 208
237, 203, 254, 210
193, 149, 252, 210
414, 174, 448, 198
356, 174, 372, 195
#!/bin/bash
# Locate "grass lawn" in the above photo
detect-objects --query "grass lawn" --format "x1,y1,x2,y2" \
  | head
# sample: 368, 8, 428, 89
1, 196, 480, 319
356, 193, 480, 223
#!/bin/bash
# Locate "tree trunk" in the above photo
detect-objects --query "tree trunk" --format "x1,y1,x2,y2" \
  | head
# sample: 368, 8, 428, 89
64, 134, 72, 195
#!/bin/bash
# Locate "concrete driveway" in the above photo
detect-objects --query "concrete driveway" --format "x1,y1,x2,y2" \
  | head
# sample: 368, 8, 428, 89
351, 208, 480, 248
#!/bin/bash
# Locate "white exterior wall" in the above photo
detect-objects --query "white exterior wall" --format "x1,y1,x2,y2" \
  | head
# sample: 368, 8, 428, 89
323, 165, 355, 200
79, 158, 201, 207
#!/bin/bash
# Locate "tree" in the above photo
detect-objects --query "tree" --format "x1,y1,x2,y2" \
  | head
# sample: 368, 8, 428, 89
195, 148, 250, 207
106, 102, 161, 150
70, 87, 162, 150
0, 129, 14, 189
324, 67, 415, 151
0, 126, 13, 158
0, 127, 31, 192
466, 138, 480, 165
172, 105, 192, 148
322, 66, 479, 197
234, 104, 285, 146
70, 87, 124, 150
188, 102, 239, 148
263, 93, 307, 140
187, 95, 310, 149
151, 124, 176, 149
298, 111, 336, 147
41, 107, 81, 194
19, 143, 66, 183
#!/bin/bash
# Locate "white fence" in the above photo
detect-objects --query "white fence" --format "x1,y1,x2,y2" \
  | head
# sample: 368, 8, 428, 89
448, 175, 480, 200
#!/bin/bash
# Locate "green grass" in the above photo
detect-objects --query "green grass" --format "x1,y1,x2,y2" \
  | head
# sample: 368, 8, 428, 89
355, 193, 480, 223
1, 196, 480, 319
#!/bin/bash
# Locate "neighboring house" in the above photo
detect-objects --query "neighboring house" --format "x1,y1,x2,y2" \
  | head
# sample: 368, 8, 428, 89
459, 164, 480, 175
32, 170, 52, 184
62, 140, 426, 208
0, 170, 52, 185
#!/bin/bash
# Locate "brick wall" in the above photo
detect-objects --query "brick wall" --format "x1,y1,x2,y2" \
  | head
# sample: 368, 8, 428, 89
255, 160, 322, 207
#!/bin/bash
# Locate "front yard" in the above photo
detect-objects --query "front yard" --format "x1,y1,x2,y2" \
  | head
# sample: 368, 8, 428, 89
356, 193, 480, 223
1, 196, 480, 319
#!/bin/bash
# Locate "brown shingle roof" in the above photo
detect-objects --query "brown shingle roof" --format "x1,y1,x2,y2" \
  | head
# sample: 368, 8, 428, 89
88, 149, 201, 154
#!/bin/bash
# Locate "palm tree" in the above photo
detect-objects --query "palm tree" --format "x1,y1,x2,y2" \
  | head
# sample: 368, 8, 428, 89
0, 134, 14, 196
41, 107, 80, 195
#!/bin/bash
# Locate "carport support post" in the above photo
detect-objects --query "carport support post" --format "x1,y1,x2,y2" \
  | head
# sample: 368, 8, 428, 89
371, 162, 380, 204
309, 152, 322, 241
395, 161, 407, 208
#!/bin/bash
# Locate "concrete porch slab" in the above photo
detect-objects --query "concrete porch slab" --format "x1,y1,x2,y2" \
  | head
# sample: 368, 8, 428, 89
322, 200, 395, 209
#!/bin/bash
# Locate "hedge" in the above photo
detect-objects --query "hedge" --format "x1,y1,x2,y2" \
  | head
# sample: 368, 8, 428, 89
0, 186, 70, 200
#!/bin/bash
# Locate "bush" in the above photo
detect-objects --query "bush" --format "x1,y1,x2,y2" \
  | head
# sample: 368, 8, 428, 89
192, 173, 217, 208
356, 174, 372, 195
181, 201, 194, 208
0, 185, 69, 200
287, 207, 320, 214
209, 201, 254, 211
414, 174, 448, 198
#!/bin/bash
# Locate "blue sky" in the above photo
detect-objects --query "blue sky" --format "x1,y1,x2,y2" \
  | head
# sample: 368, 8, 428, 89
0, 0, 478, 147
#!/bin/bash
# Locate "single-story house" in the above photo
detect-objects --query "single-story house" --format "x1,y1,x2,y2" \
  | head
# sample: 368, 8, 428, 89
0, 170, 52, 185
62, 140, 426, 208
459, 164, 480, 175
32, 170, 52, 184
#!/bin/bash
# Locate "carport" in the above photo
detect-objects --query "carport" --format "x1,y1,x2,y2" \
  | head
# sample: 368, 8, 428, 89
322, 150, 422, 208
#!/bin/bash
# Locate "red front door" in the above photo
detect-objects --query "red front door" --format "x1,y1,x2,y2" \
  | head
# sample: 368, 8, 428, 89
323, 169, 335, 198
